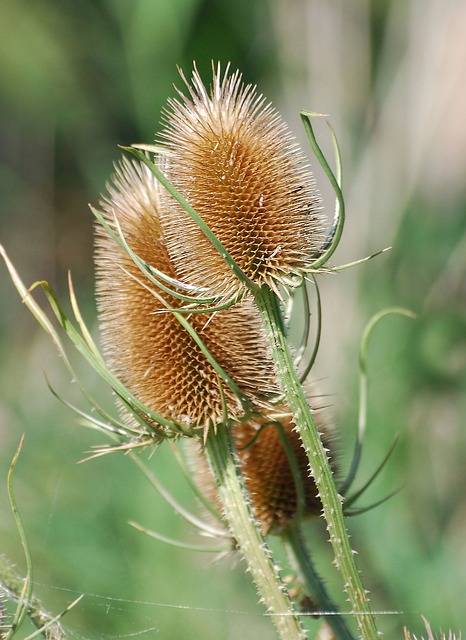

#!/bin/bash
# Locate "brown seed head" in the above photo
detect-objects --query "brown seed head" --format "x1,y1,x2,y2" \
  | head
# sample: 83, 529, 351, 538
158, 65, 325, 297
188, 403, 334, 535
95, 157, 278, 433
235, 407, 333, 535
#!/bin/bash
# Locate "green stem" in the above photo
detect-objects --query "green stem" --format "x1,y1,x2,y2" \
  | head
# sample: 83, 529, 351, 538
255, 285, 379, 639
0, 555, 66, 640
203, 425, 306, 640
282, 524, 356, 639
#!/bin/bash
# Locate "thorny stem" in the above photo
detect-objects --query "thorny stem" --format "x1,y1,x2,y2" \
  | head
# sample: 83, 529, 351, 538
203, 425, 306, 640
255, 284, 379, 640
282, 524, 355, 639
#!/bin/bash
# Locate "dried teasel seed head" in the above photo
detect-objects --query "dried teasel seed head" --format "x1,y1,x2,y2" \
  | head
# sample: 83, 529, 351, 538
158, 64, 326, 298
235, 407, 334, 535
94, 157, 278, 433
188, 403, 335, 535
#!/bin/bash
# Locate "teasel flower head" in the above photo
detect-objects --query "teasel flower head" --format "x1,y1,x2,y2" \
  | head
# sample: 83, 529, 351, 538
158, 64, 326, 298
234, 406, 334, 535
235, 407, 330, 534
94, 156, 279, 436
189, 402, 335, 536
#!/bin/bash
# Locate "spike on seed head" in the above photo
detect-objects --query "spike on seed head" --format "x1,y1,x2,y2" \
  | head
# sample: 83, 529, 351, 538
94, 157, 278, 434
158, 64, 326, 297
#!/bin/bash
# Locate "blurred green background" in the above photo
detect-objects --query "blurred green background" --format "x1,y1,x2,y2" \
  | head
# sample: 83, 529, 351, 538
1, 0, 465, 638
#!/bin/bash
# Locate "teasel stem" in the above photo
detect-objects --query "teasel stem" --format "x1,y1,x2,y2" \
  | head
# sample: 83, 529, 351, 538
282, 523, 356, 639
254, 284, 379, 639
203, 423, 306, 640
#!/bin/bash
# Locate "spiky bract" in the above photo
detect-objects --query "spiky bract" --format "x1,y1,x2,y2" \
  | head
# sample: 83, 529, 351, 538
158, 65, 325, 298
95, 157, 277, 433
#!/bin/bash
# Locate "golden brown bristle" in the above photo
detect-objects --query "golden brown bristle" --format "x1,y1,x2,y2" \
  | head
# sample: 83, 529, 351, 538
94, 157, 278, 432
158, 65, 325, 297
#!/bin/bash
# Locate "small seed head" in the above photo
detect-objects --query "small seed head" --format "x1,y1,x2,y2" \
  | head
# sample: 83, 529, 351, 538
235, 407, 334, 535
189, 403, 335, 535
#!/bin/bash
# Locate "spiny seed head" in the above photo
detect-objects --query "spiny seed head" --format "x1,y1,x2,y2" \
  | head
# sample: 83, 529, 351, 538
95, 157, 278, 433
235, 408, 334, 535
189, 404, 335, 535
158, 64, 326, 297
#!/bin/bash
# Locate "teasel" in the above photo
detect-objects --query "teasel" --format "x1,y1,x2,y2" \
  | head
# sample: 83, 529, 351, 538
94, 155, 316, 639
190, 403, 335, 536
0, 61, 379, 639
157, 64, 326, 298
95, 68, 374, 639
235, 406, 334, 535
149, 65, 378, 639
185, 403, 356, 639
94, 156, 279, 435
